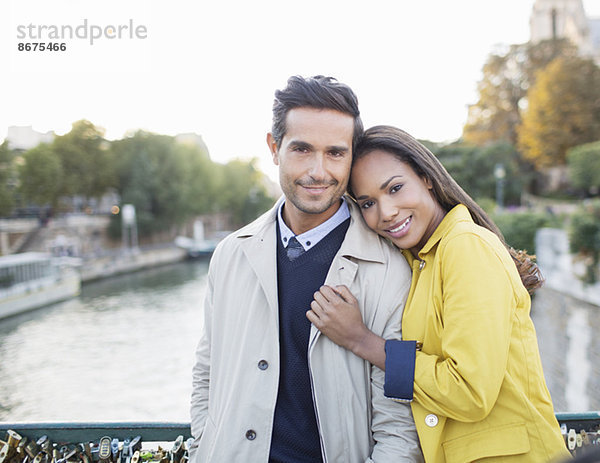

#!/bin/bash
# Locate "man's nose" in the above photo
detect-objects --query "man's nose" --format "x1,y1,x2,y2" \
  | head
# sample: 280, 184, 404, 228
307, 153, 326, 180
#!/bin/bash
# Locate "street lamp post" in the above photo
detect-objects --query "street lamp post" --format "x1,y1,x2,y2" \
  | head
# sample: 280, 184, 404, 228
494, 163, 506, 212
121, 204, 139, 252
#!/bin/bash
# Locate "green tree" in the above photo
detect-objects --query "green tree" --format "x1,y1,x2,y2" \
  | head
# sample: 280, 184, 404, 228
53, 120, 115, 200
18, 143, 63, 207
517, 56, 600, 168
492, 210, 559, 254
567, 141, 600, 196
175, 142, 219, 216
111, 131, 189, 235
214, 158, 275, 227
110, 131, 275, 236
434, 141, 530, 205
0, 141, 16, 216
570, 199, 600, 283
463, 39, 577, 146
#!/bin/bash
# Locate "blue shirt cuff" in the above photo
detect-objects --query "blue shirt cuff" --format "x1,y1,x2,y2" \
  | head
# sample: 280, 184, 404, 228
383, 340, 416, 402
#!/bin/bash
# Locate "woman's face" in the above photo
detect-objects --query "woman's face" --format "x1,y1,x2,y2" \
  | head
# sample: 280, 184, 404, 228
350, 149, 446, 257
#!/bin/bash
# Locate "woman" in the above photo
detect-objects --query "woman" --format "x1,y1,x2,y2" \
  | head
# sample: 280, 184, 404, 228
307, 126, 570, 462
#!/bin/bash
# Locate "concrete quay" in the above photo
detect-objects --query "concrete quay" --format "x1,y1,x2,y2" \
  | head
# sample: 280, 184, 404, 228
79, 246, 187, 283
536, 228, 600, 307
4, 214, 190, 284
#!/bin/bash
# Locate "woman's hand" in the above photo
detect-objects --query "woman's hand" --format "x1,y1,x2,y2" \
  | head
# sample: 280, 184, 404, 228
307, 285, 367, 350
307, 285, 386, 370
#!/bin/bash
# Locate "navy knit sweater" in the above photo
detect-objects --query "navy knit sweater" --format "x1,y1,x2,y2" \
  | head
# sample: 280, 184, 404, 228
269, 218, 350, 463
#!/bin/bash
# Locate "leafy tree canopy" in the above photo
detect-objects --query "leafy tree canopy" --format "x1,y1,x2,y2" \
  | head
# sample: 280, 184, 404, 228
18, 143, 63, 207
567, 141, 600, 195
517, 55, 600, 167
53, 120, 115, 199
2, 121, 276, 232
433, 140, 531, 205
0, 141, 16, 216
463, 39, 577, 146
110, 131, 274, 236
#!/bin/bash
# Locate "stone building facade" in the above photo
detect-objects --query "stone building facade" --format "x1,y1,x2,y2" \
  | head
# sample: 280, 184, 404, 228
530, 0, 600, 63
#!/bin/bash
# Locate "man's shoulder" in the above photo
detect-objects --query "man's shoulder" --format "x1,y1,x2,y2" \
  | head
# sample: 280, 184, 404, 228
365, 234, 411, 274
343, 210, 412, 323
345, 202, 410, 271
213, 205, 277, 257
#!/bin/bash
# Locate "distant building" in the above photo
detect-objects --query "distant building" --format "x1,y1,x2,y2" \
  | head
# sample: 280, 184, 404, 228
591, 17, 600, 57
5, 126, 55, 151
530, 0, 600, 63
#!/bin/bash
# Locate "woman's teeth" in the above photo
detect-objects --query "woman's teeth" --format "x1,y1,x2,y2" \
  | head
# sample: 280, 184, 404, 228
389, 217, 411, 233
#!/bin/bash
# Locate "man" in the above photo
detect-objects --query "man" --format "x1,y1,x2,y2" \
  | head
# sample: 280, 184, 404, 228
190, 75, 423, 462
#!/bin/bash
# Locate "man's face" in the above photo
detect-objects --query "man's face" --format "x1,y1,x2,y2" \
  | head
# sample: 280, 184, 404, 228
267, 107, 354, 233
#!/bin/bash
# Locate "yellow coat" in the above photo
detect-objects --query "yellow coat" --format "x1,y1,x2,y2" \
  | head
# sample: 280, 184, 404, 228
400, 205, 570, 463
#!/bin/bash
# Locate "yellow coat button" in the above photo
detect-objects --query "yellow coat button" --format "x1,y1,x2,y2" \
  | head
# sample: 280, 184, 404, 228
425, 414, 438, 427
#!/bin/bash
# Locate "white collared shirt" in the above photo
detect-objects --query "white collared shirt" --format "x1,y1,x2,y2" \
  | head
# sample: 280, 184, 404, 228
277, 198, 350, 252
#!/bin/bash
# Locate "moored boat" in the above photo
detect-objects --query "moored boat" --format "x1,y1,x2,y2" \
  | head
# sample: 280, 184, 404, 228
173, 236, 218, 259
174, 220, 224, 259
0, 252, 81, 320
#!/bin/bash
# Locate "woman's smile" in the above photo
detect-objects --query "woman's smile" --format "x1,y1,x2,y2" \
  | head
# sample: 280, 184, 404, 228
385, 216, 412, 238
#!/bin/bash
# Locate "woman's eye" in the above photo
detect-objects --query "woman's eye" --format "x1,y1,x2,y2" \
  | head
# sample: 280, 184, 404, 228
360, 200, 374, 210
390, 184, 403, 194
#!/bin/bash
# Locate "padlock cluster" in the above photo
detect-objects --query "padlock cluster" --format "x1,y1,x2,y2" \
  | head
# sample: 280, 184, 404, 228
0, 431, 193, 463
562, 425, 600, 457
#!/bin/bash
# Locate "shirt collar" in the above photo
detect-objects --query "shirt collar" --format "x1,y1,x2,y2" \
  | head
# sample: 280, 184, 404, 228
277, 198, 350, 251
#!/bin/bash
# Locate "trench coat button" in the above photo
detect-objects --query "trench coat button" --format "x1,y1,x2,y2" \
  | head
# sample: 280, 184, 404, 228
425, 414, 438, 427
257, 360, 269, 370
245, 430, 256, 441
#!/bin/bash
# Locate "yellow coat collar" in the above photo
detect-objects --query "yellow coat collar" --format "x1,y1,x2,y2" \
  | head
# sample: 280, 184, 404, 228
402, 204, 473, 263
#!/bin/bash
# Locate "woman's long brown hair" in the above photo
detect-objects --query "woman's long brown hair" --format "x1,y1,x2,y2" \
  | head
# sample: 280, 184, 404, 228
351, 125, 543, 294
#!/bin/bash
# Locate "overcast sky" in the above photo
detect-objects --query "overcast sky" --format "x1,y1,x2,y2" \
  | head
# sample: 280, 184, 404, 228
3, 0, 600, 180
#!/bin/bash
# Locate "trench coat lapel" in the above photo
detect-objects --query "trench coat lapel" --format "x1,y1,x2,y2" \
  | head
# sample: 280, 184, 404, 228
238, 199, 280, 317
309, 199, 386, 345
240, 198, 387, 342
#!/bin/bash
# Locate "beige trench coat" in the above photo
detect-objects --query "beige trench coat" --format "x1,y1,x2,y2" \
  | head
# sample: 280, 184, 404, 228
190, 198, 423, 462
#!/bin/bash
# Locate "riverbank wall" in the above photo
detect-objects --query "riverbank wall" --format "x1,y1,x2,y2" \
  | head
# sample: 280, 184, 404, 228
536, 228, 600, 307
8, 214, 190, 284
79, 246, 187, 283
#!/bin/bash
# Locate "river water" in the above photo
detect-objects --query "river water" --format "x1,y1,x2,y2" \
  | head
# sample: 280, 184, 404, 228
0, 259, 598, 422
0, 260, 209, 422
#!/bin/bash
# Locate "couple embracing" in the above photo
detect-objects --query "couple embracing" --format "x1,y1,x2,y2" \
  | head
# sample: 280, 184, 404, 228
189, 76, 569, 463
